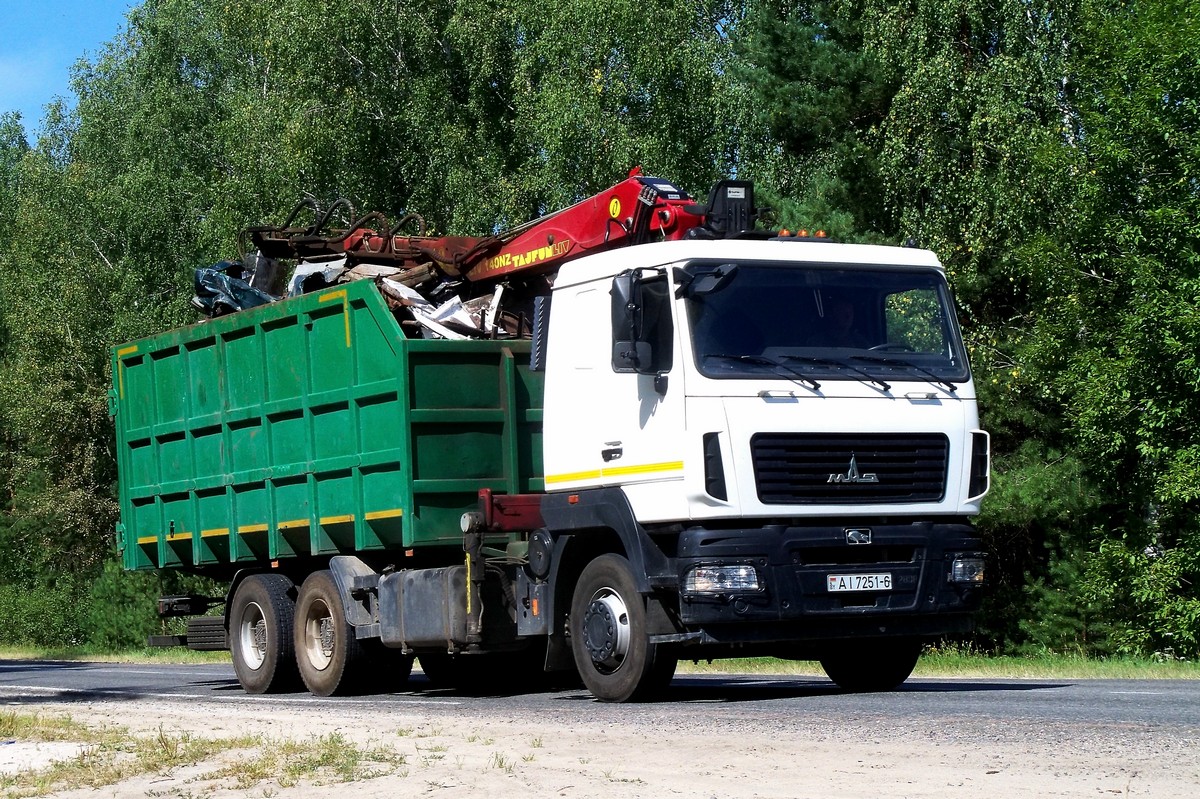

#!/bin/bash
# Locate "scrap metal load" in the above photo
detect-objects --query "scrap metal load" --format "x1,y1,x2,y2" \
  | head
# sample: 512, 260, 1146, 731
192, 171, 758, 339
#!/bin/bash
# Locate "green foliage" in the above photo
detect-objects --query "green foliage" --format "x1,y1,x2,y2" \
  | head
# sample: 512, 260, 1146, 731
86, 560, 167, 650
1017, 0, 1200, 658
0, 578, 89, 648
741, 0, 1199, 659
975, 443, 1103, 650
0, 0, 746, 648
735, 1, 893, 238
0, 0, 1196, 659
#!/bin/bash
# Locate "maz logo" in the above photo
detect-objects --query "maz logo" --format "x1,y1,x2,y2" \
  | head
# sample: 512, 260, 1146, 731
827, 454, 879, 484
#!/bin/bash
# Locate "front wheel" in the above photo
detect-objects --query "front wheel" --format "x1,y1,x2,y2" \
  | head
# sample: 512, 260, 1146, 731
820, 639, 923, 692
361, 642, 414, 693
569, 554, 674, 702
294, 570, 366, 696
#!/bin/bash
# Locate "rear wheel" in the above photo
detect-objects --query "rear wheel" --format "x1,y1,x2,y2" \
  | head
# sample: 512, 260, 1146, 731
294, 570, 366, 696
230, 574, 299, 694
569, 554, 675, 702
820, 639, 922, 692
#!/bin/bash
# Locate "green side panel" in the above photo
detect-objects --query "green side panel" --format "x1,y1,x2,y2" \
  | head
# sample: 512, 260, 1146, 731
112, 280, 544, 572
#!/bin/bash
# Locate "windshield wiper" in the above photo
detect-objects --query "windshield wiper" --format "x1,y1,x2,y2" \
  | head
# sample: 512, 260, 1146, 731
848, 354, 958, 394
778, 355, 891, 393
704, 353, 821, 392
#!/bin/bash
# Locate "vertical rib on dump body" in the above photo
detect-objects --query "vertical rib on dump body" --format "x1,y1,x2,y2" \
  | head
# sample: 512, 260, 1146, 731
112, 280, 544, 572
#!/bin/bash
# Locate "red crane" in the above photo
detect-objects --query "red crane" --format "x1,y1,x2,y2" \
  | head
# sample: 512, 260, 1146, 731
193, 171, 756, 327
244, 170, 754, 288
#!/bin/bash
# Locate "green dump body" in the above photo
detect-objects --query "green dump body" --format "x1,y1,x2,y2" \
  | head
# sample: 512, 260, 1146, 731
112, 280, 544, 573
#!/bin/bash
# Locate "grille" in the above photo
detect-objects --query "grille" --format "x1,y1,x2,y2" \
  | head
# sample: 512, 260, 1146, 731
751, 433, 948, 504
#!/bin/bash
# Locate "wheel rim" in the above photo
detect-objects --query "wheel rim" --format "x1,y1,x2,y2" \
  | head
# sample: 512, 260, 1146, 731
238, 601, 268, 671
582, 587, 631, 673
302, 597, 336, 672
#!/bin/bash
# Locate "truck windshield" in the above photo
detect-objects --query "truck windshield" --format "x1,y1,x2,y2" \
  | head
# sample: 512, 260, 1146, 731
680, 260, 970, 385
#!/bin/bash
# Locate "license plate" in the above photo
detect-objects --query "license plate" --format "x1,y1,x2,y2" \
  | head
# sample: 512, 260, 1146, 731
826, 573, 892, 592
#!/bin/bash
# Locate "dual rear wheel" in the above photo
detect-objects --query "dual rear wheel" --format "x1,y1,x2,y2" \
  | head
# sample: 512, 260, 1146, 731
229, 572, 412, 696
228, 558, 679, 702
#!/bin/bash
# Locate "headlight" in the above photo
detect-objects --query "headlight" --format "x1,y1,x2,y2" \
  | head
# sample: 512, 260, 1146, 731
949, 554, 986, 584
683, 564, 761, 594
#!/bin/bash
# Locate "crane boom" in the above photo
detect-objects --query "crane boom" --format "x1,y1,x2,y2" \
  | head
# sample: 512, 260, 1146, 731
244, 172, 754, 289
193, 172, 758, 329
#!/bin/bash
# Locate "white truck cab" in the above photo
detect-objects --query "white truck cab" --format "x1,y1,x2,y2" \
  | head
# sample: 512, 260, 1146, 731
543, 239, 988, 519
533, 237, 989, 700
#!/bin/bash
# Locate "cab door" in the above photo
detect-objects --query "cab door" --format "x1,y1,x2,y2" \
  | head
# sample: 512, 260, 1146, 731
541, 269, 686, 520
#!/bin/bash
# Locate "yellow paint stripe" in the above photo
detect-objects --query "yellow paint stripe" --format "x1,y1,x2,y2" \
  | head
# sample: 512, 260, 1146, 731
201, 528, 229, 538
545, 468, 603, 484
137, 536, 157, 546
278, 519, 309, 530
166, 532, 192, 542
365, 509, 403, 521
238, 524, 268, 534
117, 346, 138, 398
319, 289, 351, 347
607, 460, 684, 477
545, 460, 684, 485
320, 514, 354, 525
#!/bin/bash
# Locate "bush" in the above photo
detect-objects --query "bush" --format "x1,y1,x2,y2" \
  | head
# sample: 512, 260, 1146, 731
0, 579, 89, 648
85, 559, 168, 650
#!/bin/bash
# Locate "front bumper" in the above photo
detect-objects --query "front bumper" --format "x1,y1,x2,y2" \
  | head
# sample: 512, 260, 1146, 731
671, 521, 983, 644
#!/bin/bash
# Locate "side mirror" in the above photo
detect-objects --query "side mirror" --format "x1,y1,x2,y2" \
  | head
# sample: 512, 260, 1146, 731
611, 271, 646, 373
611, 270, 673, 380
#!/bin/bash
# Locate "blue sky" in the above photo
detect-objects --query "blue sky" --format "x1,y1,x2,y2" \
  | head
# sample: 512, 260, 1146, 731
0, 2, 134, 137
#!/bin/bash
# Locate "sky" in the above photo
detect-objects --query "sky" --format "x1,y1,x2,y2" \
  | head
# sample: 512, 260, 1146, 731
0, 2, 134, 138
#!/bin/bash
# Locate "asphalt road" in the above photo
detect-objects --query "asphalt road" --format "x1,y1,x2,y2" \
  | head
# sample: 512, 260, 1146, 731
1, 658, 1197, 735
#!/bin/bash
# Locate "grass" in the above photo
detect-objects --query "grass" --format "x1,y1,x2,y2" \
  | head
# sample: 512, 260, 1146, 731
0, 711, 258, 798
677, 647, 1200, 680
0, 646, 230, 665
203, 732, 408, 788
0, 711, 409, 797
4, 644, 1197, 680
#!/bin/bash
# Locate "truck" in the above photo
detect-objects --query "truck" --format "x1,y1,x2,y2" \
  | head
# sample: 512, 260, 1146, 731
111, 174, 989, 702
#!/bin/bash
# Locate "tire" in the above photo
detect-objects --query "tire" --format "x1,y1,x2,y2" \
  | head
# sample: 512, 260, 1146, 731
294, 570, 367, 696
186, 616, 228, 651
416, 643, 550, 695
416, 651, 467, 689
361, 642, 414, 693
569, 554, 671, 702
230, 573, 300, 694
820, 639, 923, 692
643, 645, 679, 696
